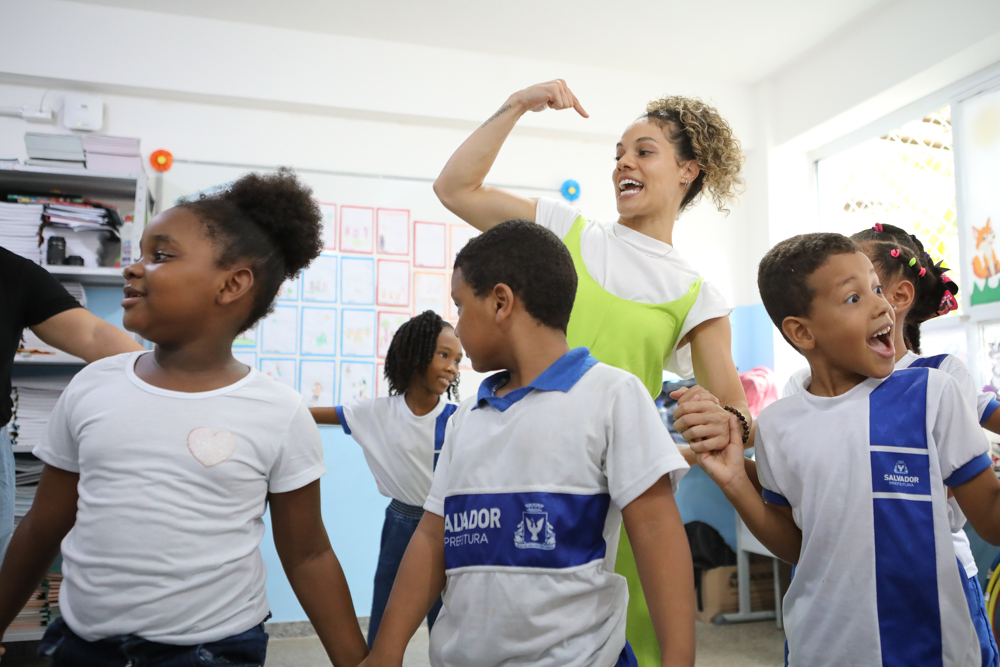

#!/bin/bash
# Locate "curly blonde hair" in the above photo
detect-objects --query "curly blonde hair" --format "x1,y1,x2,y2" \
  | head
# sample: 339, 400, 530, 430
644, 96, 745, 214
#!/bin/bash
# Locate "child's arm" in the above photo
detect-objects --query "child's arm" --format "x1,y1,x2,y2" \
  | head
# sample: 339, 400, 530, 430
269, 481, 367, 667
0, 465, 78, 639
699, 416, 801, 563
310, 407, 341, 425
622, 476, 695, 667
364, 512, 446, 667
952, 469, 1000, 544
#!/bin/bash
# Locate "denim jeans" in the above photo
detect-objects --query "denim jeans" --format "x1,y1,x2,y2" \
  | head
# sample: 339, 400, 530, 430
38, 617, 269, 667
0, 425, 13, 567
368, 500, 442, 648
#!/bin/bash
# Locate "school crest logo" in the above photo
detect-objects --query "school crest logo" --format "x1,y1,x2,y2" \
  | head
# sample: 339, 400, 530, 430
514, 503, 556, 550
894, 461, 909, 475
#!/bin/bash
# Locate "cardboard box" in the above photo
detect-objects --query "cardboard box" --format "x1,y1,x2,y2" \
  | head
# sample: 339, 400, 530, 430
696, 561, 781, 624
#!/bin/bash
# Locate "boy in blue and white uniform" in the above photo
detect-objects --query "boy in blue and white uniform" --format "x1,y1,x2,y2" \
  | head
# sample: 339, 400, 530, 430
361, 220, 694, 667
696, 232, 1000, 667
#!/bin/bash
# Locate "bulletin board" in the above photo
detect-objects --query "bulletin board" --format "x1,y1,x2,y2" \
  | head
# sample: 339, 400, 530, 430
161, 162, 552, 406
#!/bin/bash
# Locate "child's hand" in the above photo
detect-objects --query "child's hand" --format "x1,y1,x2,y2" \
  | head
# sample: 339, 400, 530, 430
670, 385, 732, 453
696, 416, 748, 492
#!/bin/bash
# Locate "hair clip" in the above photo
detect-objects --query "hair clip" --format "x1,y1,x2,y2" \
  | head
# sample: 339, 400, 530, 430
925, 252, 931, 259
941, 274, 954, 284
937, 291, 958, 317
919, 267, 927, 277
908, 257, 917, 267
890, 248, 900, 258
873, 223, 883, 232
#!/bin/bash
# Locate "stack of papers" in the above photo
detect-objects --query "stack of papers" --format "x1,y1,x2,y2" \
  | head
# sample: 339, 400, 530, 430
8, 376, 73, 451
83, 135, 142, 173
9, 588, 46, 629
47, 573, 62, 619
0, 202, 43, 262
24, 133, 85, 169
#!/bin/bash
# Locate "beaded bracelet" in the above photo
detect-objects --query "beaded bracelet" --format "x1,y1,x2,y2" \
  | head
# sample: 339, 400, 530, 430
724, 405, 749, 445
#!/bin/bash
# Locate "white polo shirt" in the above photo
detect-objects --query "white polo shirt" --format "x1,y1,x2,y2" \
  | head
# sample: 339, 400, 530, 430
758, 368, 989, 666
424, 348, 688, 667
33, 351, 325, 644
783, 352, 996, 577
335, 395, 457, 507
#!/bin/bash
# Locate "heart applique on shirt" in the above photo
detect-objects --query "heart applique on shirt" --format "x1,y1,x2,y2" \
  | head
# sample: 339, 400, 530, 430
187, 428, 236, 467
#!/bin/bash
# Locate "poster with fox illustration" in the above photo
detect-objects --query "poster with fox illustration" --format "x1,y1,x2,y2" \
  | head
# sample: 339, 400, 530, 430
960, 87, 1000, 308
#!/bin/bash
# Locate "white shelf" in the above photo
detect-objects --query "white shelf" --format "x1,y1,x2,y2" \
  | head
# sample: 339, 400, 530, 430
44, 264, 125, 285
0, 164, 146, 199
2, 625, 46, 642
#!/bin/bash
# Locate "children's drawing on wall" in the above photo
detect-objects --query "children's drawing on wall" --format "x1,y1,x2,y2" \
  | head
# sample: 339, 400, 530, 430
450, 224, 478, 268
233, 324, 257, 348
414, 221, 446, 268
377, 259, 410, 307
377, 208, 409, 255
276, 276, 300, 301
340, 361, 374, 403
260, 358, 296, 390
303, 255, 337, 302
960, 87, 1000, 307
301, 308, 337, 356
319, 202, 337, 251
341, 206, 374, 254
260, 306, 298, 354
342, 309, 375, 357
300, 360, 336, 407
341, 257, 375, 305
414, 272, 446, 317
377, 311, 409, 358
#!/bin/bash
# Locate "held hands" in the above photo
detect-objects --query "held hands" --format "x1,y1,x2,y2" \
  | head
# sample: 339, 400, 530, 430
512, 80, 589, 118
670, 385, 733, 454
696, 415, 748, 493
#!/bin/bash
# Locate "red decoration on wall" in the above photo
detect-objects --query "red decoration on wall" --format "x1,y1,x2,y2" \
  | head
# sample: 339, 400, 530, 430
150, 149, 173, 172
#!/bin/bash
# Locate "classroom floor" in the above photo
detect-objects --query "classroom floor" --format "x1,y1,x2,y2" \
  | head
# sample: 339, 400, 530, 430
4, 619, 786, 666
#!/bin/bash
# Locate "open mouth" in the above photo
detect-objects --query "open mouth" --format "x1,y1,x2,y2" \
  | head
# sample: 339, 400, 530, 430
121, 284, 145, 307
618, 178, 643, 198
867, 323, 894, 359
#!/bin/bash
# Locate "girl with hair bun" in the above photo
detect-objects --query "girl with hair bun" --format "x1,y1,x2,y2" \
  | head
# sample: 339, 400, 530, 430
434, 80, 751, 666
780, 222, 999, 667
0, 169, 368, 666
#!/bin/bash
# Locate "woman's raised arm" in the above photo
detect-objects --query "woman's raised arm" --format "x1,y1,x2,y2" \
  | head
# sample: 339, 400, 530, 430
433, 80, 588, 231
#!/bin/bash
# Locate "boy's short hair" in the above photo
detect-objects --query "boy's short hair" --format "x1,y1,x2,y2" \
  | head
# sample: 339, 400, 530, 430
454, 220, 578, 332
758, 233, 860, 348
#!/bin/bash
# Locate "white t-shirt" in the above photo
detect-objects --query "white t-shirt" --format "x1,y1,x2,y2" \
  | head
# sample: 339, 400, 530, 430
783, 352, 994, 577
758, 368, 989, 667
424, 348, 688, 667
336, 395, 457, 507
535, 198, 731, 378
33, 351, 325, 644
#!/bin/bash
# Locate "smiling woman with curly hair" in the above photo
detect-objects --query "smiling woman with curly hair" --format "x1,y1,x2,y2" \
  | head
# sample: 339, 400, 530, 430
433, 80, 750, 667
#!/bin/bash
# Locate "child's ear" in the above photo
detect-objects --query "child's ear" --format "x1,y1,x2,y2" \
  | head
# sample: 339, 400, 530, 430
218, 267, 255, 306
492, 283, 515, 325
782, 316, 816, 351
886, 278, 915, 312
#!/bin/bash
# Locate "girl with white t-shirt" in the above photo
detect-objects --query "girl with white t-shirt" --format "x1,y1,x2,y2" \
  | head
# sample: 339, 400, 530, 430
433, 79, 749, 666
311, 310, 461, 648
0, 170, 368, 667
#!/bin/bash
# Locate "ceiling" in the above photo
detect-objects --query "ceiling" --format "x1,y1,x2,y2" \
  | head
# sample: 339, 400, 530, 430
64, 0, 892, 84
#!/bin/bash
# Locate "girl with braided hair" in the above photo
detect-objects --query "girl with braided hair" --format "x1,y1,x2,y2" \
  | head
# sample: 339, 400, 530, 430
311, 310, 462, 647
780, 222, 999, 667
434, 80, 749, 665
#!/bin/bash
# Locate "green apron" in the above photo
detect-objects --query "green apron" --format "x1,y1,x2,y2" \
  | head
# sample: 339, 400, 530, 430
563, 216, 701, 667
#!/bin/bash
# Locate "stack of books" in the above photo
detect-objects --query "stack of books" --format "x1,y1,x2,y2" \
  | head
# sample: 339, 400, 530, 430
0, 202, 43, 263
83, 135, 142, 173
13, 457, 43, 528
9, 587, 46, 630
8, 195, 123, 267
8, 376, 73, 451
46, 572, 62, 620
24, 133, 85, 169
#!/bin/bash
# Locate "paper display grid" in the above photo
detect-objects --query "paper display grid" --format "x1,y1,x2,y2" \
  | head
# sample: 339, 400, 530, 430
226, 201, 477, 407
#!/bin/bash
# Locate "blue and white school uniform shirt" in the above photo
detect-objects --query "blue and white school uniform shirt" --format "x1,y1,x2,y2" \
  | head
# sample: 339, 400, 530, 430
336, 396, 457, 507
424, 348, 688, 667
758, 368, 991, 667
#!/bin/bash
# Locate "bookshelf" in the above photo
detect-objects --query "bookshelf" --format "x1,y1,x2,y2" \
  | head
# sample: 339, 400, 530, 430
3, 165, 148, 642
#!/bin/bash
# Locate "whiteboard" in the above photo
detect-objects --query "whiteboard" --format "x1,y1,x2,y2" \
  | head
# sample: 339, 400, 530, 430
158, 163, 550, 404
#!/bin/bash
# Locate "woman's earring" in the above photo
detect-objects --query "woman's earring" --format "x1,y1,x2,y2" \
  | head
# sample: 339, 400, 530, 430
682, 180, 689, 186
893, 306, 898, 311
